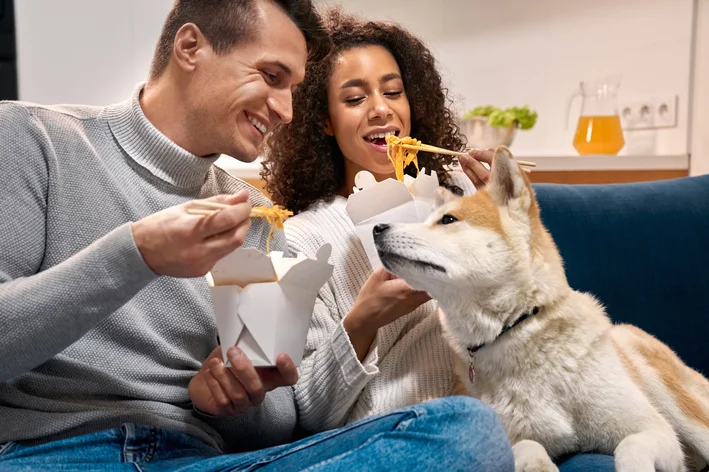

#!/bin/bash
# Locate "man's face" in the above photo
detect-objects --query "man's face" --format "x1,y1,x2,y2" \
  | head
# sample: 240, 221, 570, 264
188, 1, 307, 161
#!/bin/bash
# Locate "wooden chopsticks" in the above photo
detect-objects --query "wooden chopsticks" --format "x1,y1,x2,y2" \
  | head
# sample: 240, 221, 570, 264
399, 143, 537, 168
187, 201, 293, 253
186, 201, 278, 217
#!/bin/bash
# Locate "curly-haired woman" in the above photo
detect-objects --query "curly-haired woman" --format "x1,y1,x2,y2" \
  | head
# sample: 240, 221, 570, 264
261, 8, 494, 434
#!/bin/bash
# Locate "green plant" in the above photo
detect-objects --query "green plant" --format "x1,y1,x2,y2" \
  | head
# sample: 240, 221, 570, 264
463, 105, 538, 130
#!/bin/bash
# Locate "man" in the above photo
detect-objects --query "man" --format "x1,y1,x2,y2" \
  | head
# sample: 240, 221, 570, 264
0, 0, 513, 470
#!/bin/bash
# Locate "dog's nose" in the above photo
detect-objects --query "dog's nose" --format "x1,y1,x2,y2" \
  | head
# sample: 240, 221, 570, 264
373, 224, 390, 236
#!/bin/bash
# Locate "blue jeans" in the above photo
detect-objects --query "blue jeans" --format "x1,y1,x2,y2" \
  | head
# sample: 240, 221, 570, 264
0, 396, 616, 471
0, 397, 514, 471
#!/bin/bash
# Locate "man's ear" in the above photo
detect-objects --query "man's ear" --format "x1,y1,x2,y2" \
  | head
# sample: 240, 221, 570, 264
487, 146, 528, 207
324, 118, 334, 136
173, 23, 204, 73
435, 186, 459, 208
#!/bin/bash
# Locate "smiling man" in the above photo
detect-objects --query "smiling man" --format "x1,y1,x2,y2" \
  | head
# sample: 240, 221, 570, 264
141, 0, 311, 162
0, 0, 513, 470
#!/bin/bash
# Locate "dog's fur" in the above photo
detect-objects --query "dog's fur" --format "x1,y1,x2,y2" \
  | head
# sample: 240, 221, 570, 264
373, 147, 709, 472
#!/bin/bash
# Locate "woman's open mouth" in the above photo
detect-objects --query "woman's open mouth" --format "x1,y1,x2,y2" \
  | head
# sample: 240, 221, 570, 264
363, 129, 399, 152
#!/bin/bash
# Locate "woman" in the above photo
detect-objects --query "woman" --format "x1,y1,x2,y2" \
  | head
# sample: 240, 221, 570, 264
262, 9, 491, 433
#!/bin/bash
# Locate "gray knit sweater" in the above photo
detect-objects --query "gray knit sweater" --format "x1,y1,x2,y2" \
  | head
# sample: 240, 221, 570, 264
0, 84, 295, 452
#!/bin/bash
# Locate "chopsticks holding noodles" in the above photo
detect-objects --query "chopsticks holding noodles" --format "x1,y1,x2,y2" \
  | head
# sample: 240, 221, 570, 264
385, 135, 536, 179
186, 201, 291, 218
187, 200, 293, 252
398, 142, 537, 168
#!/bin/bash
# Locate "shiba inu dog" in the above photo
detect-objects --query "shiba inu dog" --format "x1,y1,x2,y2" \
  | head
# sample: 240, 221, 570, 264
372, 147, 709, 472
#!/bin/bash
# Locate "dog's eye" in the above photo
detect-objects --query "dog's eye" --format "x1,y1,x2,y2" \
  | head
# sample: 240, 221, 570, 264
438, 214, 458, 225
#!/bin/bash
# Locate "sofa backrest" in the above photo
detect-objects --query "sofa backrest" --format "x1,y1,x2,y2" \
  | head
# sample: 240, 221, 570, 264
533, 175, 709, 375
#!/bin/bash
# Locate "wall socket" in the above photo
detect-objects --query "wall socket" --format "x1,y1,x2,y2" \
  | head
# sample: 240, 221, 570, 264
619, 95, 679, 131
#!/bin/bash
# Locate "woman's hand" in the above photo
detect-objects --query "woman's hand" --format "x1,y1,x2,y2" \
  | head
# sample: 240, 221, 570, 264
189, 346, 298, 416
343, 267, 431, 361
459, 148, 493, 189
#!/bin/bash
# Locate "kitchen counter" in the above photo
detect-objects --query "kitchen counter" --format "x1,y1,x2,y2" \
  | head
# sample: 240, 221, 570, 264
519, 154, 689, 172
215, 156, 263, 179
216, 154, 691, 188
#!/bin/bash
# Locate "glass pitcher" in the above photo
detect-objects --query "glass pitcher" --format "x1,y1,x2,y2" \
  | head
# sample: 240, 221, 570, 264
567, 76, 625, 155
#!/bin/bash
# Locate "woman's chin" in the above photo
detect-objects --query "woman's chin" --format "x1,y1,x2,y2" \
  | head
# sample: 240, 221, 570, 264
346, 150, 395, 177
368, 165, 395, 178
364, 156, 395, 176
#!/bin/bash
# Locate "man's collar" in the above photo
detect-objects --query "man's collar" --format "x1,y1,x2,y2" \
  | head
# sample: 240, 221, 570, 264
105, 83, 219, 189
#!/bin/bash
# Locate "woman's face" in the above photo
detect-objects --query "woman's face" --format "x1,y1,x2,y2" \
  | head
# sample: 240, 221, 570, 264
325, 45, 411, 176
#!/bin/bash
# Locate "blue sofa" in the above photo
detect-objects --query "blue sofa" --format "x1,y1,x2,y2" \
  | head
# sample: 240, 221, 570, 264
532, 174, 709, 471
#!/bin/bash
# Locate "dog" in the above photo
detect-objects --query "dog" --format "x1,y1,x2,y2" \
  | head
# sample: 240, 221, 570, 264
373, 146, 709, 472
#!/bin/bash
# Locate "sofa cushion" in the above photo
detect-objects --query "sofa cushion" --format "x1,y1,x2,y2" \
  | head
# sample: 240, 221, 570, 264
533, 175, 709, 375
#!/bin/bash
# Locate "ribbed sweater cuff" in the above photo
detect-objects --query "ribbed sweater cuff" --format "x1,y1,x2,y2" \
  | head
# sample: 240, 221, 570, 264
330, 320, 379, 384
294, 320, 379, 432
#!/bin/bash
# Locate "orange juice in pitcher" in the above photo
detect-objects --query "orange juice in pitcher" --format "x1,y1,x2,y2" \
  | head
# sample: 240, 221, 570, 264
573, 115, 625, 155
567, 76, 625, 155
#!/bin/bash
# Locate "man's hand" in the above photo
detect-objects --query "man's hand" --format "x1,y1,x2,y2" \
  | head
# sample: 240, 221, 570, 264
189, 346, 299, 416
131, 190, 252, 277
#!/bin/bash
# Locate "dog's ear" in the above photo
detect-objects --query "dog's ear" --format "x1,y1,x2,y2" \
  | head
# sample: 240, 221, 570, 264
435, 186, 459, 208
488, 146, 529, 207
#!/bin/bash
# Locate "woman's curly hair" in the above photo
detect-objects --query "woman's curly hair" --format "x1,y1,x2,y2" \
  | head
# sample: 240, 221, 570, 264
261, 9, 467, 215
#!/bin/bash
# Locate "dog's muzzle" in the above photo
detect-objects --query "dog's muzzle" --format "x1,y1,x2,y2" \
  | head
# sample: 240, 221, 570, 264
373, 224, 446, 274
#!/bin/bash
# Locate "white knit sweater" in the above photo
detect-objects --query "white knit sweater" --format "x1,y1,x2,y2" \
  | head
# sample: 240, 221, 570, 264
286, 171, 477, 433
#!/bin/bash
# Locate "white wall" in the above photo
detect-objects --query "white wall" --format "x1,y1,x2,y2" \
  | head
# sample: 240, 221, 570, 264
690, 0, 709, 176
16, 0, 696, 159
15, 0, 173, 105
318, 0, 695, 157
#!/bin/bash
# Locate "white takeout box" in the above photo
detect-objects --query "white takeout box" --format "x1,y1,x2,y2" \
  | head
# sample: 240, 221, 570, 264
206, 244, 334, 367
345, 169, 440, 269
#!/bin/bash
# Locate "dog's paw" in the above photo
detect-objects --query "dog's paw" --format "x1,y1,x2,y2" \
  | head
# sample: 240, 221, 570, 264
513, 440, 559, 472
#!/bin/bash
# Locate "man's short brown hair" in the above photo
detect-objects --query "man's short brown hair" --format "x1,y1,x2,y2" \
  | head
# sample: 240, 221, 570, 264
149, 0, 331, 79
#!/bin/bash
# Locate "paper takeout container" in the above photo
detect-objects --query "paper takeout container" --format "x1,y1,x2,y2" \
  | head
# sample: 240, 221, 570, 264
345, 169, 439, 270
207, 244, 334, 367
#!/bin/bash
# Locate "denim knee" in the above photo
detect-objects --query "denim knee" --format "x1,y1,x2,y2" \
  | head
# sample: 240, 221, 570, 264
412, 396, 514, 471
413, 395, 500, 423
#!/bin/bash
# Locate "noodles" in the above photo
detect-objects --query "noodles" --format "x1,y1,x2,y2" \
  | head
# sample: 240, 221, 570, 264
251, 205, 293, 253
385, 135, 421, 182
